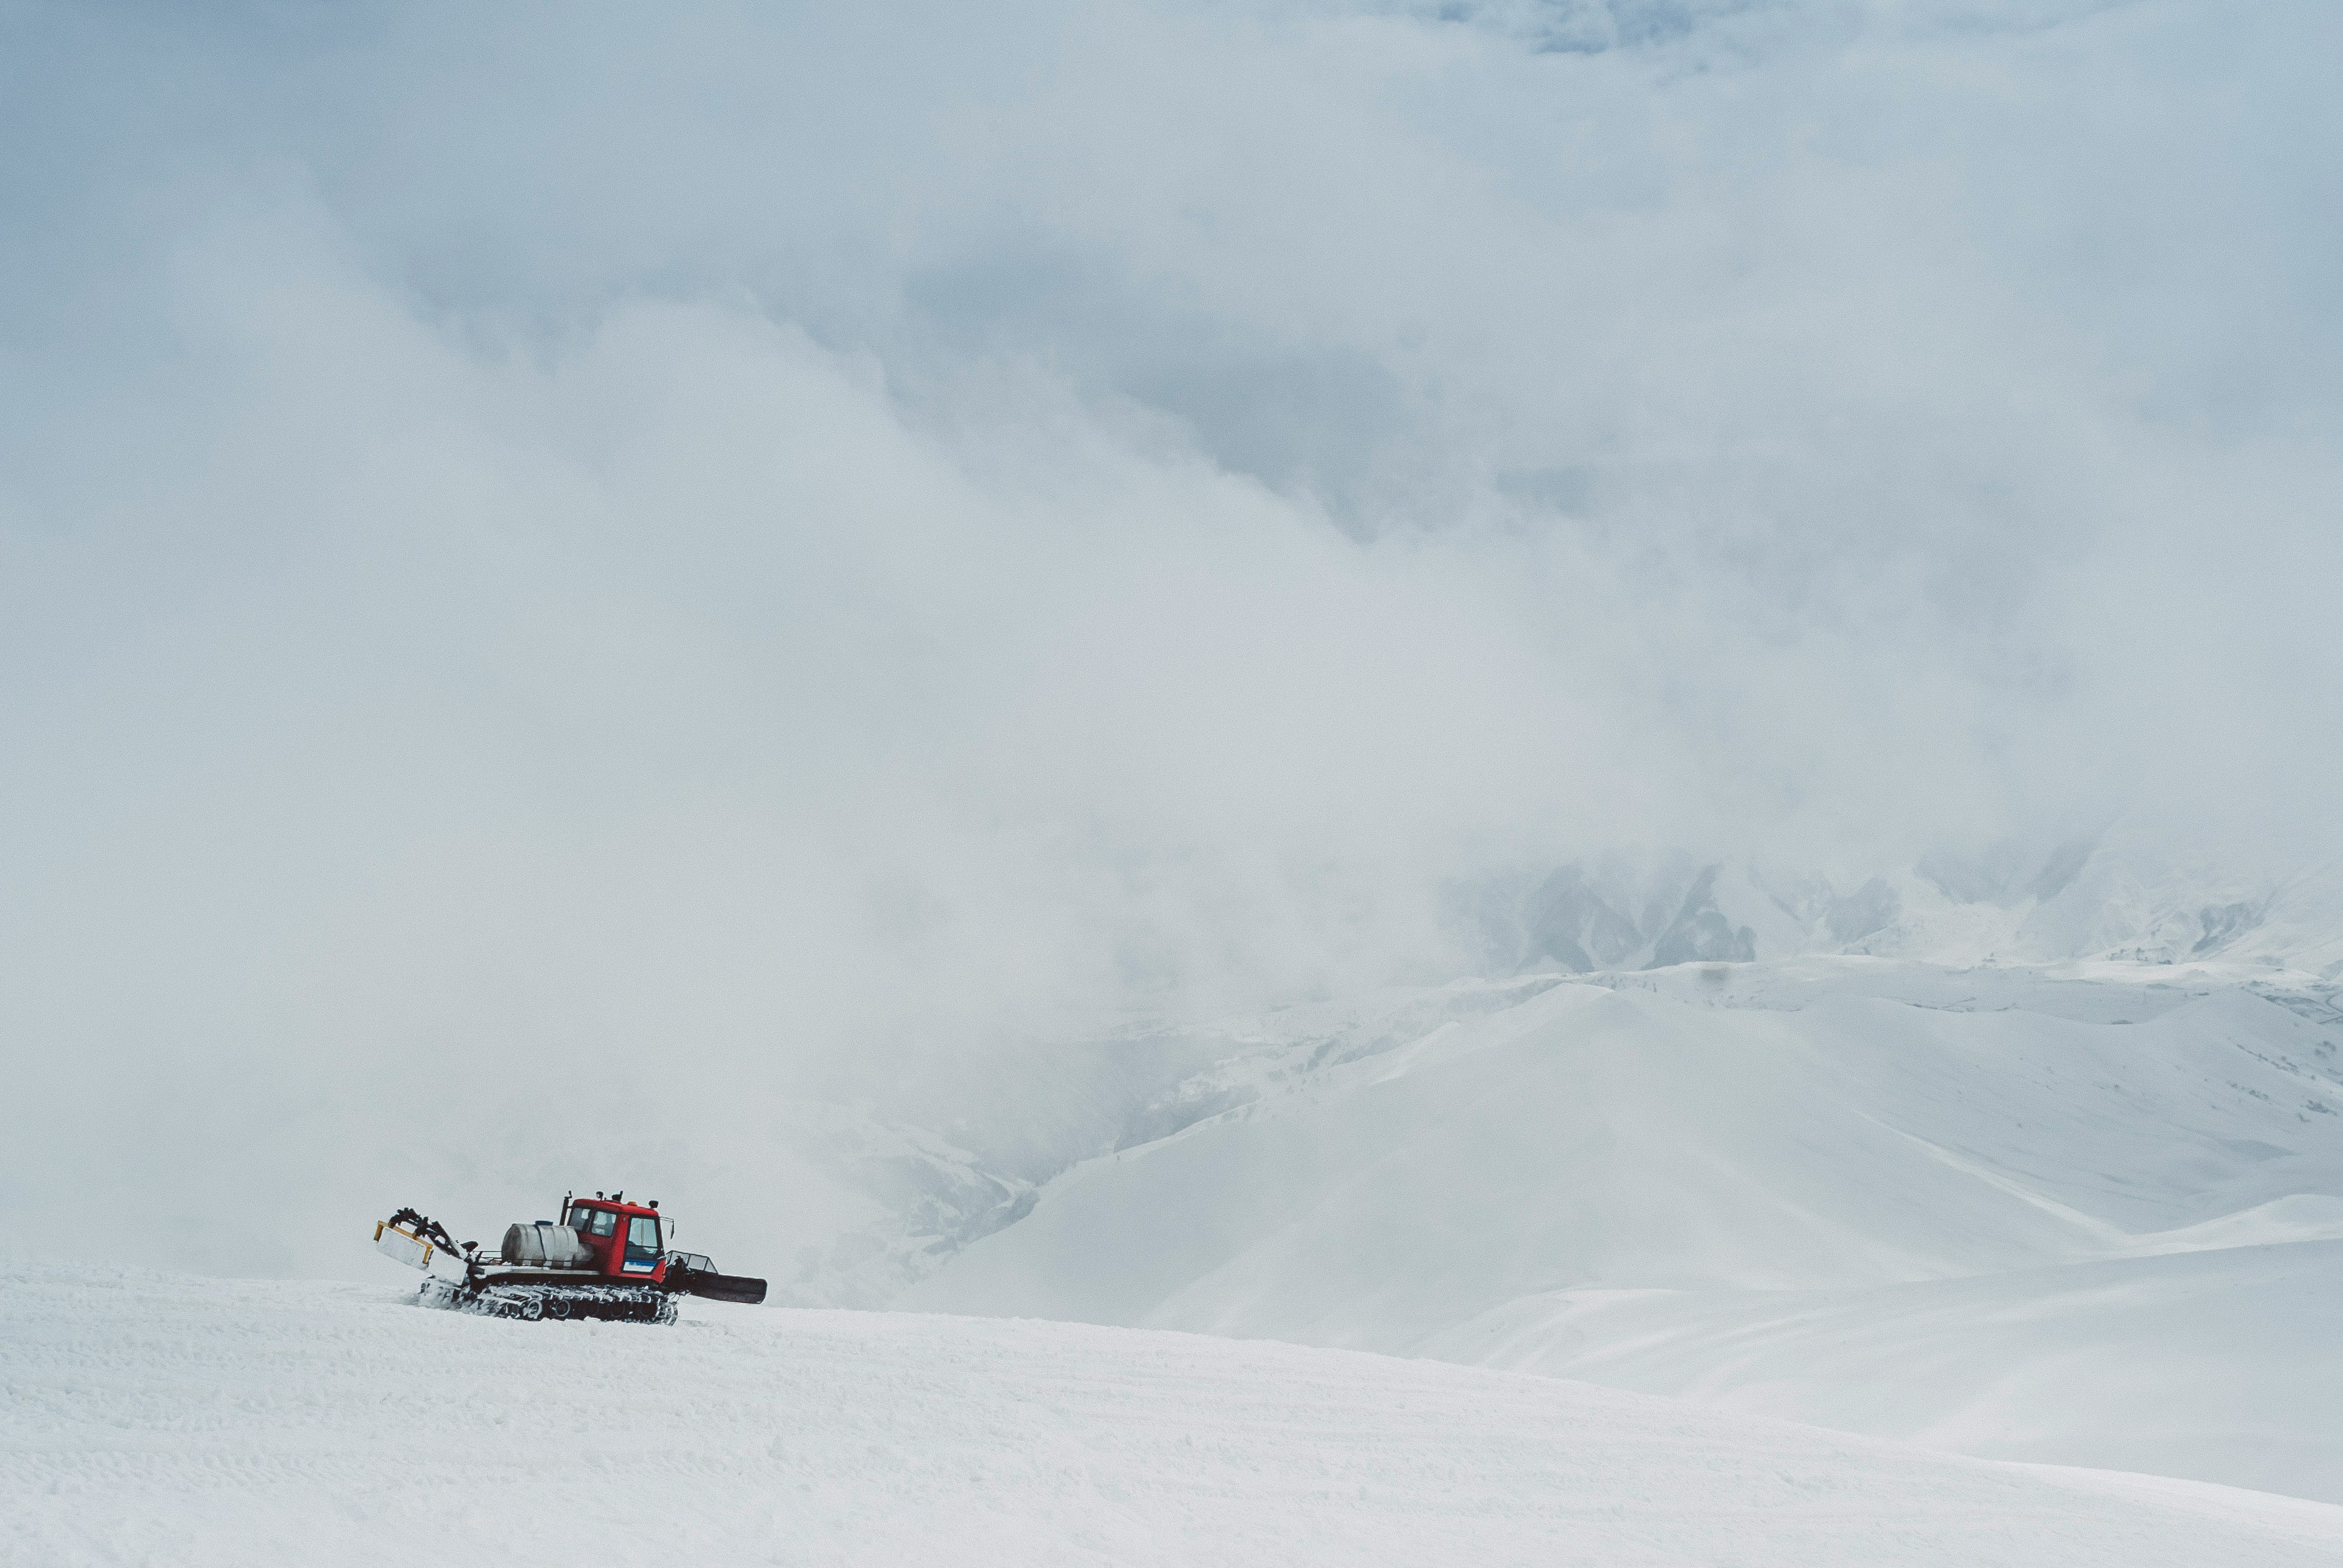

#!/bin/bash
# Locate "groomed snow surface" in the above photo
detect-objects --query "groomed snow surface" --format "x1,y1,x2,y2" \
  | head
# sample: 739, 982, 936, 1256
8, 1262, 2343, 1568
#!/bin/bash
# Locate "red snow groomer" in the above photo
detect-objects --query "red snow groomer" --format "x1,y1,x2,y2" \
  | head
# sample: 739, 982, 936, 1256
372, 1190, 767, 1324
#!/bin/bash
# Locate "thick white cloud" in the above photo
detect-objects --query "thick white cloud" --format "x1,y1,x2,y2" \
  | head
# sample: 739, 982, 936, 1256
2, 0, 2337, 1270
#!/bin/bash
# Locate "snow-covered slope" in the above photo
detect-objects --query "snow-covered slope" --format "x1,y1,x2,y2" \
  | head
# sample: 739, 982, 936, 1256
905, 958, 2343, 1500
777, 975, 1582, 1305
9, 1259, 2343, 1568
1427, 1240, 2343, 1509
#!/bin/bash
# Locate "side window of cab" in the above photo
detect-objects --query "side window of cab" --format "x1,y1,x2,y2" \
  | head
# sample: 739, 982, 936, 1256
577, 1207, 616, 1239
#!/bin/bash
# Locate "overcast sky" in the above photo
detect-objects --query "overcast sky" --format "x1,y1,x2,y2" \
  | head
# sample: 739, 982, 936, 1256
4, 0, 2338, 1269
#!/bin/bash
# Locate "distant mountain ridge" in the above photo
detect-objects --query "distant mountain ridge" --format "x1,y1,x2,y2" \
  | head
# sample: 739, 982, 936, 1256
1458, 831, 2343, 978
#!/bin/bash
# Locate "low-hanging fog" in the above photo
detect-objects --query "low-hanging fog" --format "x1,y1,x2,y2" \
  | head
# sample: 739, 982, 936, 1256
4, 0, 2339, 1275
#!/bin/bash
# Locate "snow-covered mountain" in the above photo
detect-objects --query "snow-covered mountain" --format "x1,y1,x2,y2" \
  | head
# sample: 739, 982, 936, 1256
779, 829, 2343, 1313
901, 957, 2343, 1501
13, 1259, 2343, 1568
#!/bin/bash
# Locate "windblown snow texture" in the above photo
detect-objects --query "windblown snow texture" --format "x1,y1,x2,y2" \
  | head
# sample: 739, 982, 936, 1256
8, 1260, 2343, 1568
